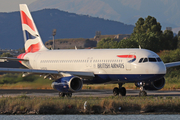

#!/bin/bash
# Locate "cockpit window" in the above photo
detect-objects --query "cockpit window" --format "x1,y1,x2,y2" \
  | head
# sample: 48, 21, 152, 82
139, 57, 162, 63
148, 58, 157, 62
139, 58, 144, 63
156, 57, 162, 62
143, 58, 148, 62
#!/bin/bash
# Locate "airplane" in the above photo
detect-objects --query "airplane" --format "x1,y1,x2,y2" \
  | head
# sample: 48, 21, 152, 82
0, 4, 180, 97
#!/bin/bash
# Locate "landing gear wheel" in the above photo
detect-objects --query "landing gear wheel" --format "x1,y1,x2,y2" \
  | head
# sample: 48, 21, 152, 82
139, 91, 147, 96
66, 93, 72, 98
59, 92, 65, 97
113, 87, 119, 96
119, 87, 126, 96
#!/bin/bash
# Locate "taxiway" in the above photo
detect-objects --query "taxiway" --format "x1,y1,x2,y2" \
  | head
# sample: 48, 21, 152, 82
0, 89, 179, 97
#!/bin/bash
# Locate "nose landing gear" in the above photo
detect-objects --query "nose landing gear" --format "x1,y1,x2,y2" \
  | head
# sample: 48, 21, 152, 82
113, 83, 126, 96
139, 82, 147, 96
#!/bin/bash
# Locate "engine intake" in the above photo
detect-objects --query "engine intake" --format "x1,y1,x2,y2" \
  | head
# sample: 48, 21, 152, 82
135, 77, 165, 90
51, 76, 83, 92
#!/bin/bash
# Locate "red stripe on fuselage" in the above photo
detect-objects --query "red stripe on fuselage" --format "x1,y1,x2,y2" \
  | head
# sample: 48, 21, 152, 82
25, 42, 41, 53
17, 42, 40, 63
21, 11, 35, 32
17, 53, 27, 63
117, 55, 136, 59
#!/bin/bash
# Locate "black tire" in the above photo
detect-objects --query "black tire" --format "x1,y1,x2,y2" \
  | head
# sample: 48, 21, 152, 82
119, 87, 126, 96
66, 93, 72, 98
113, 87, 119, 96
139, 91, 147, 96
59, 92, 65, 97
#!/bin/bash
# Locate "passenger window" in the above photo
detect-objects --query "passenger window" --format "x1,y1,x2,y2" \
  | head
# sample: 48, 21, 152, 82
149, 58, 156, 62
139, 58, 144, 63
143, 58, 148, 63
157, 57, 162, 62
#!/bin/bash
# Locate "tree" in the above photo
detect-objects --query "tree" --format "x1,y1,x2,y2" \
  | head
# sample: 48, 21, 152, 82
178, 31, 180, 37
96, 16, 177, 51
132, 16, 162, 36
130, 15, 177, 52
97, 38, 117, 48
133, 17, 145, 34
1, 52, 13, 57
118, 39, 138, 48
162, 30, 178, 50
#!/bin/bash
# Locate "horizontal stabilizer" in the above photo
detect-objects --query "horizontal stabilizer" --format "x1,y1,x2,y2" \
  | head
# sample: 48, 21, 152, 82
0, 57, 29, 62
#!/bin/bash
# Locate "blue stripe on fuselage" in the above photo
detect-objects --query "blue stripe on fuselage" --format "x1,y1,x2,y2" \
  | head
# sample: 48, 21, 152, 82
85, 74, 165, 84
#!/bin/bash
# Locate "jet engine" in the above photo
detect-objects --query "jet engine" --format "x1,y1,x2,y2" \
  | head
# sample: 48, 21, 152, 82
135, 77, 165, 90
51, 76, 83, 92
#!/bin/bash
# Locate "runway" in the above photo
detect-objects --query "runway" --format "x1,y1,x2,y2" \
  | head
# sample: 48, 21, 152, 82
0, 89, 180, 97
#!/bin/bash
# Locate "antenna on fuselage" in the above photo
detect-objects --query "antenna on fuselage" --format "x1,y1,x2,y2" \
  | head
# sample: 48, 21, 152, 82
139, 45, 141, 49
75, 46, 77, 50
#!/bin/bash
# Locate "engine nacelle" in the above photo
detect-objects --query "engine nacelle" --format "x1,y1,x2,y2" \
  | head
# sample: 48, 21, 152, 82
135, 77, 165, 90
51, 76, 83, 93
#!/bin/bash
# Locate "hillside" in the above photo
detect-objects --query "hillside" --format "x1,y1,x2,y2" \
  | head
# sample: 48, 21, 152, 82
0, 9, 134, 49
29, 0, 180, 29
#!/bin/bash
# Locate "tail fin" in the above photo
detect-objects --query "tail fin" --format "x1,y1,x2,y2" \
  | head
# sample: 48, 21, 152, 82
20, 4, 47, 53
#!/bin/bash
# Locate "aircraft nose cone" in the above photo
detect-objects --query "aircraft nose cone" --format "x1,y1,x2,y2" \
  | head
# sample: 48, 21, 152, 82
152, 63, 166, 74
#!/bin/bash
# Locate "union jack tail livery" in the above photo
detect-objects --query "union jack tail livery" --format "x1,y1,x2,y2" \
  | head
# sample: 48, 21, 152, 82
20, 4, 47, 53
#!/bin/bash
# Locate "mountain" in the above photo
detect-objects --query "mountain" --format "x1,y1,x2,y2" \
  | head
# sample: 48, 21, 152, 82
29, 0, 180, 29
0, 9, 134, 49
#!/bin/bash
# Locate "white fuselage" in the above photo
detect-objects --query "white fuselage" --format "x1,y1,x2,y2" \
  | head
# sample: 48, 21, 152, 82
21, 48, 166, 83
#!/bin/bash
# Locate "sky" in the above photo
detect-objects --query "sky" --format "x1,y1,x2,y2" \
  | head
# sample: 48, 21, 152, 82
0, 0, 36, 12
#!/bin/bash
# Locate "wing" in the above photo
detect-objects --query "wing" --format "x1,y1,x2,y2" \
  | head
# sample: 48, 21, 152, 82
165, 61, 180, 68
0, 68, 94, 79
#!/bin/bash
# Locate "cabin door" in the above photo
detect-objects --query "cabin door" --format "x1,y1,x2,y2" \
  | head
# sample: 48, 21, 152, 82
86, 57, 93, 68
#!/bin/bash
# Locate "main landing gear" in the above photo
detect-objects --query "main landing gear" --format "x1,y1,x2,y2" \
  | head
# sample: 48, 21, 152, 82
113, 82, 147, 97
59, 92, 72, 98
113, 83, 126, 96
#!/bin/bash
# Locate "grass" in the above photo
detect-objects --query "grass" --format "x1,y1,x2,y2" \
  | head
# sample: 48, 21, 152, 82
1, 79, 180, 90
0, 75, 52, 89
1, 73, 180, 90
82, 83, 138, 90
0, 81, 52, 89
0, 95, 180, 114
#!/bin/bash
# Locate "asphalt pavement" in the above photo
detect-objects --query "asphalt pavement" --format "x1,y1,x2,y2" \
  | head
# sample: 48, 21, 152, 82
0, 89, 180, 97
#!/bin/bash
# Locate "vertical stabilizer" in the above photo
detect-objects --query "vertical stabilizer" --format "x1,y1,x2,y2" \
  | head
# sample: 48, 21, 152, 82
20, 4, 47, 53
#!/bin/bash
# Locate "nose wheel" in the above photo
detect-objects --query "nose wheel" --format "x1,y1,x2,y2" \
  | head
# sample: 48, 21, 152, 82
139, 91, 147, 96
113, 83, 126, 96
139, 83, 147, 96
